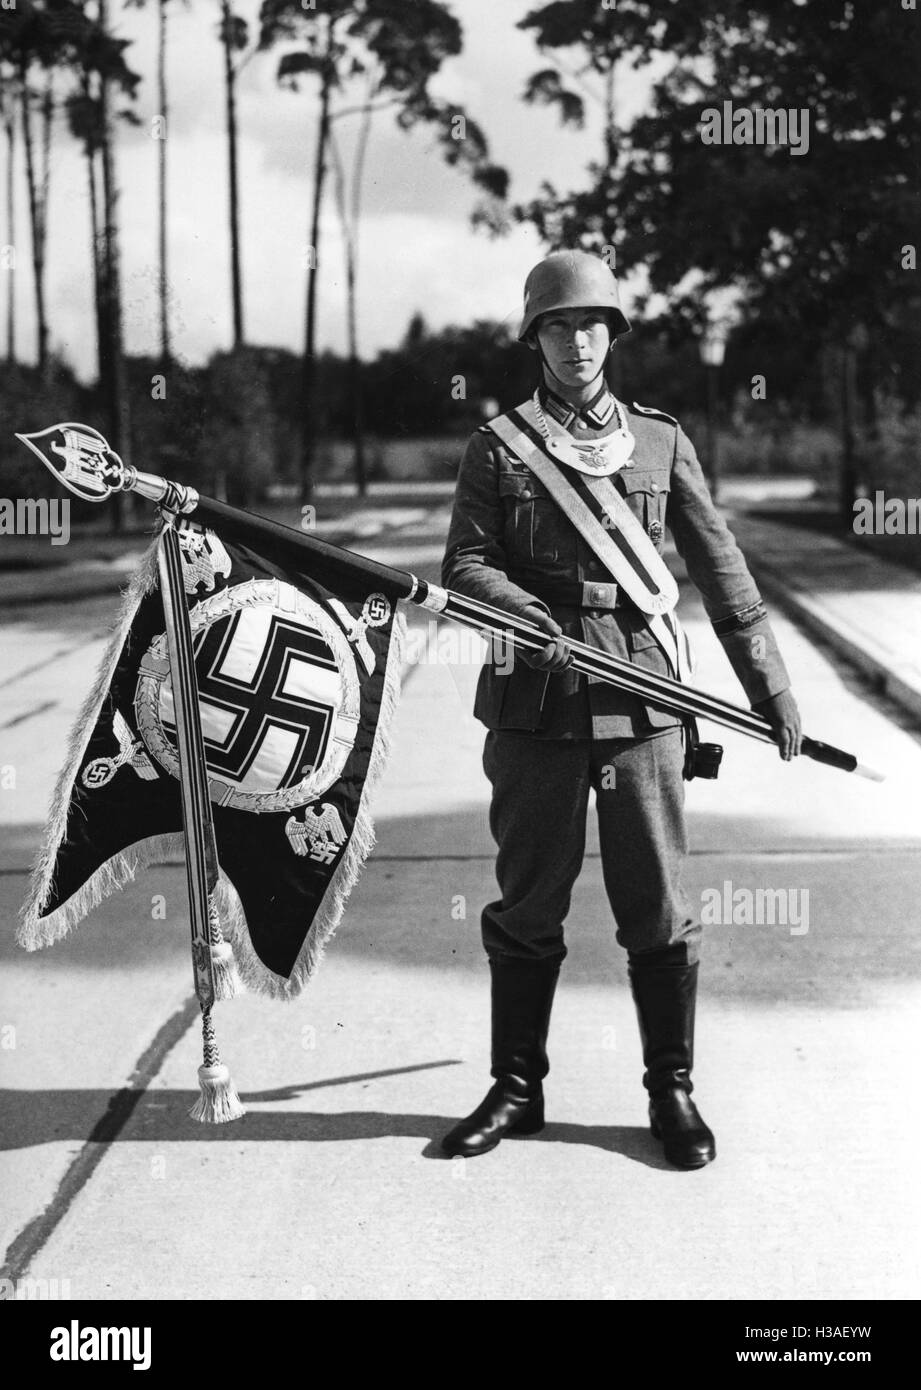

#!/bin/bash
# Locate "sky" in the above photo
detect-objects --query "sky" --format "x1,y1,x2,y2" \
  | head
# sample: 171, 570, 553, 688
2, 0, 665, 380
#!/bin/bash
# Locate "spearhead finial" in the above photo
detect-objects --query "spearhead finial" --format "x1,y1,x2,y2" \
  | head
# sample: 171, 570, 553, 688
15, 422, 127, 502
14, 421, 198, 513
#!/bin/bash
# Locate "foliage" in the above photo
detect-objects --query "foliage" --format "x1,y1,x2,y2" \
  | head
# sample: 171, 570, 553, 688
194, 347, 278, 506
516, 0, 921, 374
867, 398, 921, 501
1, 1, 140, 111
0, 357, 87, 500
258, 0, 506, 196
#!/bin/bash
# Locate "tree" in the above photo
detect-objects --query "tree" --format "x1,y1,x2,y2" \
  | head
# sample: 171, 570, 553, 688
518, 1, 920, 339
514, 1, 711, 248
516, 1, 921, 512
327, 97, 373, 493
125, 0, 186, 366
1, 0, 136, 380
217, 2, 258, 350
64, 79, 107, 381
0, 2, 60, 375
97, 0, 135, 492
361, 315, 530, 441
258, 0, 507, 501
54, 1, 140, 527
197, 346, 277, 505
1, 59, 17, 361
155, 0, 168, 361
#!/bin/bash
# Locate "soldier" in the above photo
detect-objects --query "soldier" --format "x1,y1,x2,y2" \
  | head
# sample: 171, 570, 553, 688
440, 250, 802, 1168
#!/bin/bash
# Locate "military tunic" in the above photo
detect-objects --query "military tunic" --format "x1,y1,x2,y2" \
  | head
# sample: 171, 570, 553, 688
441, 384, 791, 963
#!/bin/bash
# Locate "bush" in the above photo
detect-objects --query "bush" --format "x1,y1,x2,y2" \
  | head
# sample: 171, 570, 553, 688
0, 360, 87, 501
711, 419, 839, 479
194, 348, 277, 506
866, 399, 921, 499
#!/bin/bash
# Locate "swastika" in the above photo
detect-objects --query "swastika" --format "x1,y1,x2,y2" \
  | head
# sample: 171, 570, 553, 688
164, 610, 339, 792
136, 579, 363, 813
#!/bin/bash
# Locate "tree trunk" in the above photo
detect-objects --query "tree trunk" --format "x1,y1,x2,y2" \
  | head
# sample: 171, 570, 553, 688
330, 98, 373, 497
840, 344, 858, 528
39, 72, 52, 252
300, 26, 335, 503
79, 64, 105, 383
603, 58, 616, 171
157, 0, 170, 364
87, 145, 104, 379
221, 0, 244, 348
3, 107, 14, 362
344, 243, 365, 496
347, 95, 373, 496
20, 69, 49, 375
98, 0, 132, 530
858, 337, 877, 438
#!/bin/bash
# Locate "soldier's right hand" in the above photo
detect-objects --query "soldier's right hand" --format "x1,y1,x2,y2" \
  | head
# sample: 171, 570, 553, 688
520, 604, 573, 672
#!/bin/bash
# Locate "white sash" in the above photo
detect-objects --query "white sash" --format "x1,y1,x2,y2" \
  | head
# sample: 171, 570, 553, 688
488, 406, 694, 680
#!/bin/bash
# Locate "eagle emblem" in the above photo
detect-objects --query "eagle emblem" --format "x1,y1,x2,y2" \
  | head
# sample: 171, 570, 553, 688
14, 422, 124, 502
285, 802, 347, 864
176, 525, 232, 595
82, 710, 158, 789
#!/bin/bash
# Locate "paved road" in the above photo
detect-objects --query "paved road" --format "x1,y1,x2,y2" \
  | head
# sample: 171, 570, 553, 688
1, 526, 919, 1301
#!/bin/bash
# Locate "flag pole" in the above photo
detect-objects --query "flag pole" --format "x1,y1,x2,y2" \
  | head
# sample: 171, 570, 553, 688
189, 507, 884, 783
157, 517, 244, 1123
14, 424, 885, 782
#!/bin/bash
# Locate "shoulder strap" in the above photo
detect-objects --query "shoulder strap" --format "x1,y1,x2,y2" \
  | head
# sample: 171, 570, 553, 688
489, 404, 677, 615
630, 401, 679, 426
487, 406, 693, 679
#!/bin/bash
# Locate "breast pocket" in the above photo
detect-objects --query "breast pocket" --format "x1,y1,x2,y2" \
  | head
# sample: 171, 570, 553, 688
618, 468, 670, 550
623, 611, 671, 679
498, 467, 559, 563
623, 606, 660, 653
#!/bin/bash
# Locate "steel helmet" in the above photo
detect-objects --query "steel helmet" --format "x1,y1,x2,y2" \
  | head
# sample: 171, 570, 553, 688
518, 250, 631, 342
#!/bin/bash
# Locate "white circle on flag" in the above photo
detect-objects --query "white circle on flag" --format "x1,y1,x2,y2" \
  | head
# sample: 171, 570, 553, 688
134, 579, 362, 813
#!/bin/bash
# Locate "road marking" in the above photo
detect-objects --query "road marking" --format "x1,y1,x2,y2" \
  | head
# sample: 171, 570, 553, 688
0, 995, 200, 1286
0, 649, 76, 690
0, 700, 59, 731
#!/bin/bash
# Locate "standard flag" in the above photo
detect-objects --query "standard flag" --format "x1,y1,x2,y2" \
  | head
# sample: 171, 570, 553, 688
20, 516, 405, 998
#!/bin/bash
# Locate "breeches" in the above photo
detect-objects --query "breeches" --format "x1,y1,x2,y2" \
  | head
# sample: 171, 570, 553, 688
481, 728, 699, 964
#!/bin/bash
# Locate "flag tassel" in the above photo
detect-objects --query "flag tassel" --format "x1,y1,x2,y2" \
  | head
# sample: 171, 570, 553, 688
209, 899, 242, 1001
189, 1006, 245, 1124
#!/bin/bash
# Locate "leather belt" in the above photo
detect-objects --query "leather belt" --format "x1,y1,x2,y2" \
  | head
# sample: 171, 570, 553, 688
520, 579, 622, 610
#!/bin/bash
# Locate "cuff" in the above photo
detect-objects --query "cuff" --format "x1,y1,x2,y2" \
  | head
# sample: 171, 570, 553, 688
716, 614, 791, 705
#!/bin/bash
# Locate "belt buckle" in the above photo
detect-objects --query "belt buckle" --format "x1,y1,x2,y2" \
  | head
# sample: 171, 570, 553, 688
583, 581, 615, 609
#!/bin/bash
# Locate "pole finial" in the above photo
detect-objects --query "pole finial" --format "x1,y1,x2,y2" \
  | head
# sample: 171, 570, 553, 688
15, 421, 199, 513
16, 422, 126, 502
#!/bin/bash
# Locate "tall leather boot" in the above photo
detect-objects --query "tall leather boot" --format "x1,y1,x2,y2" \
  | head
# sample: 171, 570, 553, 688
441, 955, 561, 1158
628, 947, 716, 1169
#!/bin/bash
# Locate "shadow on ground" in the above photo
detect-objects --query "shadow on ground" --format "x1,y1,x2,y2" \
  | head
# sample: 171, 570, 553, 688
0, 1085, 669, 1168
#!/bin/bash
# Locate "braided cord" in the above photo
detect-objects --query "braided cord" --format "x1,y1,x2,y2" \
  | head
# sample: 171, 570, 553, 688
208, 897, 224, 947
201, 1007, 221, 1068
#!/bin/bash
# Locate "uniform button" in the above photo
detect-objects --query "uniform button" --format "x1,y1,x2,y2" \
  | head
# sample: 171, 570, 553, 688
650, 482, 660, 493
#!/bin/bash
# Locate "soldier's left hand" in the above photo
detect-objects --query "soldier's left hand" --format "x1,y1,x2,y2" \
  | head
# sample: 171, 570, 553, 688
752, 689, 803, 760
